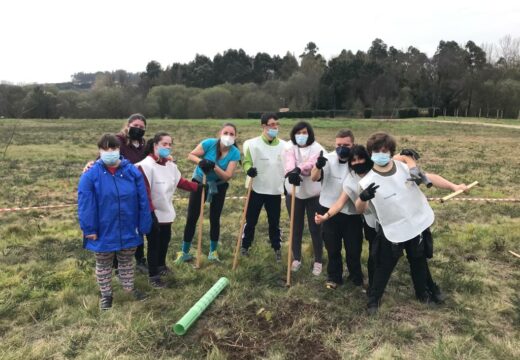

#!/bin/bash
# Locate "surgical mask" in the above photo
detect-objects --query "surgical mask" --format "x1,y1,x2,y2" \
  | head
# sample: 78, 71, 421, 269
267, 128, 278, 138
220, 135, 235, 147
295, 134, 308, 146
158, 147, 171, 159
351, 161, 372, 175
128, 127, 145, 140
100, 150, 120, 166
336, 146, 350, 159
371, 152, 391, 166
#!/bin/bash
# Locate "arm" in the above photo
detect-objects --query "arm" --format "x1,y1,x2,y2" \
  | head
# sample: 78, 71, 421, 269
393, 154, 417, 168
355, 197, 369, 214
178, 177, 199, 192
311, 166, 322, 182
242, 147, 253, 172
77, 174, 98, 238
135, 170, 152, 235
188, 143, 205, 165
426, 173, 467, 192
137, 166, 154, 211
283, 146, 296, 173
299, 148, 321, 176
214, 160, 238, 182
314, 191, 349, 224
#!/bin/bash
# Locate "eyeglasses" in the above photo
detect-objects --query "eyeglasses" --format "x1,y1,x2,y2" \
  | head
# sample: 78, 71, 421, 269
264, 122, 279, 129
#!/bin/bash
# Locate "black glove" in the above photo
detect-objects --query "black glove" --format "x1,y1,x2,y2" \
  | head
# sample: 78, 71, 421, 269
360, 182, 379, 201
408, 167, 433, 188
198, 159, 215, 174
400, 148, 420, 160
286, 167, 302, 186
246, 167, 258, 178
151, 211, 160, 233
315, 150, 328, 169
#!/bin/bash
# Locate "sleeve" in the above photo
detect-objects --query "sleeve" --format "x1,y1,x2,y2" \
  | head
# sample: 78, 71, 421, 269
242, 145, 253, 172
134, 169, 152, 234
177, 177, 198, 192
230, 147, 241, 162
300, 144, 323, 176
201, 138, 215, 153
77, 173, 98, 236
137, 166, 154, 211
283, 145, 296, 173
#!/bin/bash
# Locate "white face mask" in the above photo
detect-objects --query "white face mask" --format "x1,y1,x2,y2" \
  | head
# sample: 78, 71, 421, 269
220, 135, 235, 147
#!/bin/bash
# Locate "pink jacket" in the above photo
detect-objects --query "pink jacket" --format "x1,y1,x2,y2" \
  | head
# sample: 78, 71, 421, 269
284, 141, 323, 176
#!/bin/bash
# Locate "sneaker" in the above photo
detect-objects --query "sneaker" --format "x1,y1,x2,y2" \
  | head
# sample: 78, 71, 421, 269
136, 259, 148, 274
428, 284, 446, 304
208, 251, 221, 262
240, 247, 249, 257
325, 281, 338, 290
158, 265, 172, 276
275, 249, 282, 262
99, 295, 113, 310
132, 289, 148, 301
312, 262, 322, 276
149, 276, 167, 289
291, 260, 302, 272
367, 302, 379, 315
175, 251, 193, 264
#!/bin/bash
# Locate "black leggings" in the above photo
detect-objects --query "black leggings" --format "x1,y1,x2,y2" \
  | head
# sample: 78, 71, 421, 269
146, 223, 172, 277
183, 180, 229, 244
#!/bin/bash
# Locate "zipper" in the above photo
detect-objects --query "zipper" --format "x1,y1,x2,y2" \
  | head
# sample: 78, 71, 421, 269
111, 171, 123, 249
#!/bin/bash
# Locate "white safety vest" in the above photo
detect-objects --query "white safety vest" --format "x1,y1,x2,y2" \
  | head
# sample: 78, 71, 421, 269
284, 141, 323, 199
137, 156, 181, 223
244, 136, 286, 195
318, 152, 354, 214
359, 161, 434, 243
343, 172, 378, 228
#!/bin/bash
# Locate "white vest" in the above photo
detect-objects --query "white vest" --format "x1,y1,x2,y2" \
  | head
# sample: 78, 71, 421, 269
318, 152, 353, 214
284, 141, 323, 199
343, 172, 378, 227
245, 136, 286, 195
359, 161, 434, 243
137, 156, 181, 223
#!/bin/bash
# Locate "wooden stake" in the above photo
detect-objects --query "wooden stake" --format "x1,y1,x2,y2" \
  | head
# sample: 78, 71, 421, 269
508, 250, 520, 259
440, 181, 479, 203
195, 175, 206, 268
232, 180, 253, 270
286, 185, 297, 287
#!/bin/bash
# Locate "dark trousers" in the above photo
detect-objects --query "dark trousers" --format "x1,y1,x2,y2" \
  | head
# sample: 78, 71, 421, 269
368, 230, 430, 305
146, 224, 172, 277
241, 191, 281, 251
285, 195, 322, 263
363, 222, 377, 289
321, 208, 364, 285
183, 181, 229, 243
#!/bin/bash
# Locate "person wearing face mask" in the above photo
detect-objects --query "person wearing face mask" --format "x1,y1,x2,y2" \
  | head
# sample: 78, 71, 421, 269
77, 134, 152, 310
176, 123, 241, 263
136, 132, 200, 288
283, 121, 325, 275
310, 129, 366, 288
240, 113, 287, 261
315, 145, 376, 290
355, 132, 468, 314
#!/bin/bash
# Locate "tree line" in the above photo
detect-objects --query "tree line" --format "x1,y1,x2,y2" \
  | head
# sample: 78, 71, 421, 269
1, 36, 519, 119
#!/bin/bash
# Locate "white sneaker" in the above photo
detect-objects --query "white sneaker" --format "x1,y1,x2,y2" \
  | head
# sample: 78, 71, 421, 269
312, 262, 323, 276
291, 260, 302, 272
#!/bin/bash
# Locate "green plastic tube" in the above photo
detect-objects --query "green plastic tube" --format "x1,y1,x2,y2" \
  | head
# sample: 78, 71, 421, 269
173, 277, 230, 335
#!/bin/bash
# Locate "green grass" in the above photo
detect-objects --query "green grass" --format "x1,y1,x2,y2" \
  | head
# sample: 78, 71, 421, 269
0, 118, 519, 359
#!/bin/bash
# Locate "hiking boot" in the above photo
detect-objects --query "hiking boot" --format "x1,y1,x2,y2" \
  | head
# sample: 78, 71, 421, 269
208, 251, 221, 262
175, 251, 193, 264
99, 295, 113, 310
240, 247, 249, 257
291, 260, 302, 272
367, 297, 380, 315
158, 265, 172, 276
136, 258, 148, 274
132, 289, 148, 301
312, 262, 323, 276
149, 275, 167, 289
275, 249, 282, 262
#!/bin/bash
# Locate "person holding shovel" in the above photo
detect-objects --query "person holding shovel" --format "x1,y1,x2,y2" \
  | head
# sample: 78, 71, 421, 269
176, 123, 241, 263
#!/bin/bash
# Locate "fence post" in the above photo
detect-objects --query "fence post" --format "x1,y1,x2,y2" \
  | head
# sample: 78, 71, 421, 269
479, 108, 481, 118
443, 108, 446, 118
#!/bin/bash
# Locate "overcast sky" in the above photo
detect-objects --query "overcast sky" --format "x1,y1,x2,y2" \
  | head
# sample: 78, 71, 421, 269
1, 0, 519, 84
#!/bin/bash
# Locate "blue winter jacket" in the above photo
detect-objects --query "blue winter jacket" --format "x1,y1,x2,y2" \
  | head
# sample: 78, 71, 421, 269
77, 158, 152, 252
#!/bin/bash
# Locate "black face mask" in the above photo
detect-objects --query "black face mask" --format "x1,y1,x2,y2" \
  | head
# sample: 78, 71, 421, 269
336, 146, 350, 159
128, 127, 145, 140
350, 161, 373, 175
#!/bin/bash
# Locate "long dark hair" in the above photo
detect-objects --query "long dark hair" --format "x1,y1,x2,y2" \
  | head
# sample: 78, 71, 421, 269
348, 145, 373, 171
144, 132, 170, 156
216, 123, 238, 160
290, 121, 315, 146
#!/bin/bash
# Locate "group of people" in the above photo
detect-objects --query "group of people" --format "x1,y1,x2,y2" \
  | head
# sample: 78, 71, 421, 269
77, 112, 467, 313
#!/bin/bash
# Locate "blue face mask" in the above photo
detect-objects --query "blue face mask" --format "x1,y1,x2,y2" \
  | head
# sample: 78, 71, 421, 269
336, 146, 350, 159
158, 147, 171, 159
295, 134, 308, 146
371, 152, 391, 166
267, 128, 278, 138
100, 150, 120, 166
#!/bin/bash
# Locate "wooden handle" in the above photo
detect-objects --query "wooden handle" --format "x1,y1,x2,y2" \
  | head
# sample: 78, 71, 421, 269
509, 250, 520, 259
440, 181, 479, 203
195, 175, 206, 269
286, 185, 297, 287
232, 180, 253, 270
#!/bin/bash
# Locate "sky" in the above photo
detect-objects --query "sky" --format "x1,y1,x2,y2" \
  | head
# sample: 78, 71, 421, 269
1, 0, 519, 84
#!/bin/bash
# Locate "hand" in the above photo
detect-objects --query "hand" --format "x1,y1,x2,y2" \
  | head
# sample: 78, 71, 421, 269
82, 161, 94, 173
151, 211, 160, 233
408, 167, 423, 185
286, 171, 302, 186
360, 182, 379, 201
453, 183, 468, 192
198, 159, 215, 174
314, 212, 327, 225
85, 234, 98, 240
246, 167, 258, 178
315, 151, 328, 169
400, 148, 420, 160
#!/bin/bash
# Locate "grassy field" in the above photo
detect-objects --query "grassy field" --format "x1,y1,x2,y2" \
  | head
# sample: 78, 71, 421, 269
0, 117, 519, 359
